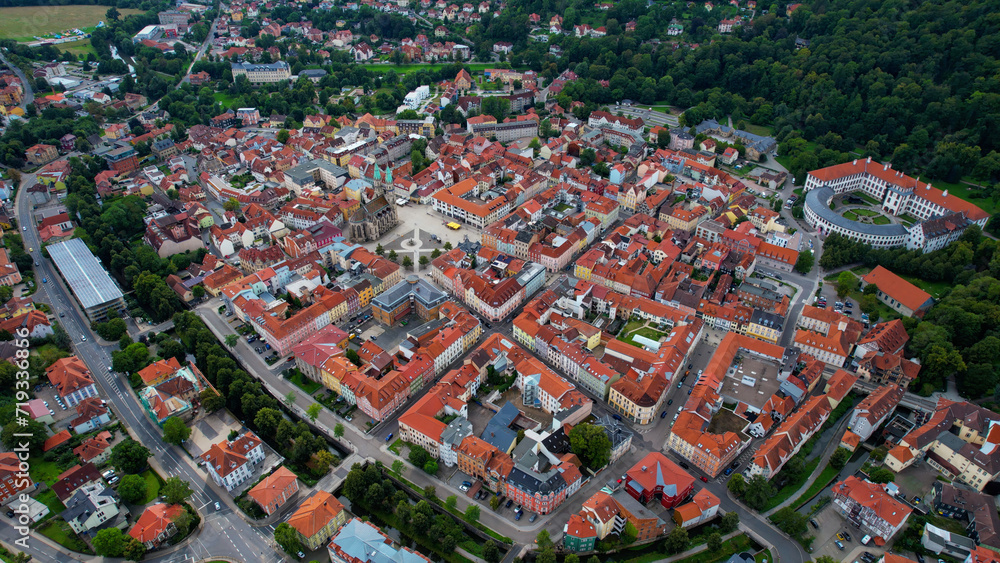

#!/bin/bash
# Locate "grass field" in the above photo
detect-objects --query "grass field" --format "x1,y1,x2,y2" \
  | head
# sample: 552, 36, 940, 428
618, 326, 667, 347
141, 469, 163, 503
213, 92, 236, 107
34, 488, 66, 515
289, 370, 322, 395
55, 38, 96, 59
0, 5, 143, 41
900, 274, 951, 299
29, 460, 63, 486
37, 519, 93, 554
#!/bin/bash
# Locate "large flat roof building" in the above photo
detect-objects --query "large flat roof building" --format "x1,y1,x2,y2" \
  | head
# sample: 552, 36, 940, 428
231, 61, 291, 84
48, 239, 126, 322
371, 275, 448, 325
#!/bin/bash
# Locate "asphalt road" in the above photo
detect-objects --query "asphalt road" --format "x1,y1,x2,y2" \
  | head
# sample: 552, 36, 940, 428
0, 160, 280, 563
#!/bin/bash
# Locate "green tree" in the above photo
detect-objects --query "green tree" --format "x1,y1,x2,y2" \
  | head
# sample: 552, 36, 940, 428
836, 271, 858, 298
161, 477, 193, 504
284, 390, 296, 406
794, 249, 814, 274
225, 334, 238, 348
162, 417, 191, 445
117, 474, 148, 504
483, 541, 501, 563
770, 507, 808, 538
742, 474, 775, 511
568, 423, 612, 470
409, 444, 430, 466
312, 450, 336, 476
422, 485, 436, 500
307, 403, 322, 422
664, 526, 689, 553
335, 423, 345, 438
536, 549, 556, 563
464, 504, 480, 523
423, 459, 438, 474
110, 440, 152, 474
388, 250, 398, 262
707, 532, 722, 552
276, 129, 290, 143
446, 495, 458, 510
200, 389, 225, 412
860, 294, 879, 314
720, 511, 739, 533
375, 244, 385, 255
274, 522, 304, 555
536, 529, 553, 550
122, 538, 146, 562
1, 418, 46, 455
868, 467, 896, 483
93, 528, 127, 557
443, 242, 452, 250
402, 256, 413, 270
830, 447, 851, 469
419, 255, 429, 268
565, 555, 580, 563
490, 495, 501, 510
345, 348, 362, 366
392, 459, 405, 476
727, 473, 746, 497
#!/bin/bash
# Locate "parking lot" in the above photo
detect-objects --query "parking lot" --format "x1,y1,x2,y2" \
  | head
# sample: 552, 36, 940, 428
809, 502, 886, 562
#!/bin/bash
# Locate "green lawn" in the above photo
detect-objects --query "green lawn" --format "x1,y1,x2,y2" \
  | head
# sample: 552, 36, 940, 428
764, 457, 821, 511
850, 208, 881, 217
872, 216, 891, 225
35, 343, 68, 367
37, 519, 93, 554
289, 371, 322, 395
34, 488, 66, 515
29, 460, 64, 486
55, 38, 96, 59
900, 274, 951, 299
389, 439, 404, 455
613, 534, 753, 563
860, 193, 881, 205
141, 469, 163, 503
755, 549, 776, 563
618, 326, 667, 348
789, 464, 839, 510
0, 5, 142, 40
213, 92, 236, 107
743, 123, 772, 136
918, 175, 997, 215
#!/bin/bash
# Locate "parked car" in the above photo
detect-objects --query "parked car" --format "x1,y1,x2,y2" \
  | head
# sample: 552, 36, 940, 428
842, 531, 852, 542
215, 502, 221, 510
700, 476, 708, 482
835, 540, 845, 550
660, 411, 668, 419
529, 514, 537, 523
385, 433, 393, 442
514, 511, 522, 521
667, 399, 673, 405
724, 468, 733, 476
809, 519, 819, 529
679, 462, 690, 469
505, 500, 514, 509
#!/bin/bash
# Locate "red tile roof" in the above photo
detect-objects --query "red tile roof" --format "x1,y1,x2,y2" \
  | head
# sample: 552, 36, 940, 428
862, 266, 932, 314
129, 503, 184, 544
831, 475, 912, 528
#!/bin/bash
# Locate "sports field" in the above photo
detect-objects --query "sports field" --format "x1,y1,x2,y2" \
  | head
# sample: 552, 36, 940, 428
0, 5, 142, 41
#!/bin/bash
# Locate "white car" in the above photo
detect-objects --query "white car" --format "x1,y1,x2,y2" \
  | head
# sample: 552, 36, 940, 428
215, 502, 221, 510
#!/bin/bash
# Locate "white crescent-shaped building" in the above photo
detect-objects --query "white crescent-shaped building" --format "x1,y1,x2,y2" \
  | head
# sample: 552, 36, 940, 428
803, 157, 989, 251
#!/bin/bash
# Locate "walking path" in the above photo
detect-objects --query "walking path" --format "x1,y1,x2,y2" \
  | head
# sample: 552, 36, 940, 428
763, 413, 852, 517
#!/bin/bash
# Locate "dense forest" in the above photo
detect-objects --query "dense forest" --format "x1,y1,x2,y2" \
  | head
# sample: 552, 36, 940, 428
480, 0, 1000, 186
820, 228, 1000, 401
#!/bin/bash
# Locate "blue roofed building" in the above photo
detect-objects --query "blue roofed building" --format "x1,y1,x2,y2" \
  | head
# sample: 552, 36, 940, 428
328, 518, 432, 563
480, 402, 520, 454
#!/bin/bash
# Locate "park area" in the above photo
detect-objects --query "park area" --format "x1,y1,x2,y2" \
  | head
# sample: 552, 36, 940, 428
617, 319, 669, 348
842, 207, 891, 225
0, 5, 142, 41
